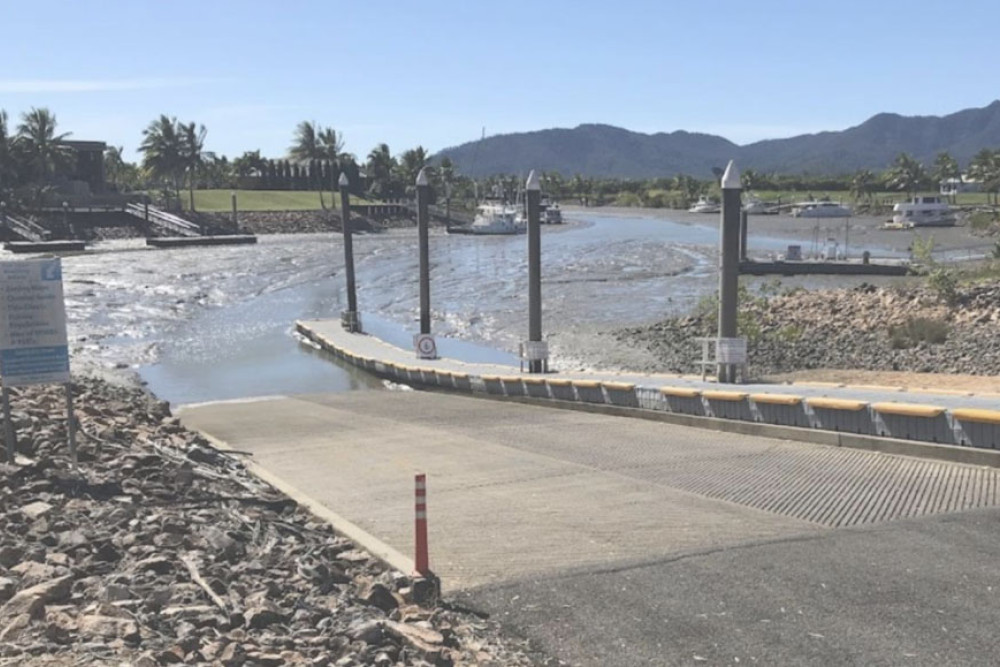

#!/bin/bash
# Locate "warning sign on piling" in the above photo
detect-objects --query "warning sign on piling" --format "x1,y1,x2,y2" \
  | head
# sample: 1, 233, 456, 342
0, 259, 70, 387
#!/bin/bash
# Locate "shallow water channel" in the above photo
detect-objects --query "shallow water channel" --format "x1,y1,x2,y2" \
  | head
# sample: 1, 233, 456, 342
54, 212, 901, 405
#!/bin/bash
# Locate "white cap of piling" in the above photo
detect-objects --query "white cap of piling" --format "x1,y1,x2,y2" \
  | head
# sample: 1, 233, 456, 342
338, 173, 349, 187
416, 167, 429, 187
526, 170, 540, 191
721, 160, 740, 189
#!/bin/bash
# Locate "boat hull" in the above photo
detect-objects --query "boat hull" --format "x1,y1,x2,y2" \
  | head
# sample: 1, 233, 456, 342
446, 225, 524, 236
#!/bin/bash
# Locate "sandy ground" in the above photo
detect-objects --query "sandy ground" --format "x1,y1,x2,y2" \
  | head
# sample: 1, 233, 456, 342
566, 205, 996, 258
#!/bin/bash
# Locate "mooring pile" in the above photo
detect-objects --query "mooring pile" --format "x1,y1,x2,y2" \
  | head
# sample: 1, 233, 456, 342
0, 377, 534, 666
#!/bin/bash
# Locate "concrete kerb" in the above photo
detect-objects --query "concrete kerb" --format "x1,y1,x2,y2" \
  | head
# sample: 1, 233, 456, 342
294, 321, 1000, 469
184, 424, 418, 579
449, 390, 1000, 469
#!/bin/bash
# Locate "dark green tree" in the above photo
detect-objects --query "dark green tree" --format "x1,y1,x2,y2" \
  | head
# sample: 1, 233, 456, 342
969, 148, 1000, 205
850, 169, 877, 203
17, 107, 74, 182
179, 121, 211, 211
365, 143, 397, 199
933, 152, 961, 204
140, 115, 185, 205
885, 153, 929, 198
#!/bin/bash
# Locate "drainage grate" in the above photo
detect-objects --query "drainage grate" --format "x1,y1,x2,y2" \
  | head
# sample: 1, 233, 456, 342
643, 446, 1000, 528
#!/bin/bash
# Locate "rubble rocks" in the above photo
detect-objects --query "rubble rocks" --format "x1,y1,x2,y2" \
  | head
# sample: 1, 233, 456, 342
0, 377, 536, 665
616, 280, 1000, 378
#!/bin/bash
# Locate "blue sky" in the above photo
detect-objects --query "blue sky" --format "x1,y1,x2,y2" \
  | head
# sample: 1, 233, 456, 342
3, 0, 997, 162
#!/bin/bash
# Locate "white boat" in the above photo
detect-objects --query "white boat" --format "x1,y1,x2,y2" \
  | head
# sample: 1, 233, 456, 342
543, 201, 563, 224
892, 196, 956, 227
448, 201, 524, 235
792, 200, 851, 218
688, 196, 720, 213
743, 194, 779, 215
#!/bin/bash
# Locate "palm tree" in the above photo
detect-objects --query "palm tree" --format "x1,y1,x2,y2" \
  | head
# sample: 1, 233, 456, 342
365, 143, 397, 199
179, 122, 210, 211
850, 169, 876, 203
317, 127, 345, 161
290, 121, 350, 207
289, 121, 322, 162
885, 153, 929, 198
932, 152, 961, 204
233, 150, 266, 178
397, 146, 428, 194
969, 149, 1000, 206
104, 146, 125, 192
140, 115, 185, 206
318, 127, 353, 204
16, 107, 73, 182
740, 168, 760, 192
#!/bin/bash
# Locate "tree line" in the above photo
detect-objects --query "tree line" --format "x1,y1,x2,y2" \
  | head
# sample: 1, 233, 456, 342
3, 106, 1000, 212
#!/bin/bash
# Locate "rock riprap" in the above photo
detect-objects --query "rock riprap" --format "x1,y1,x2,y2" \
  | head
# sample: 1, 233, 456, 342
615, 281, 1000, 378
0, 378, 535, 666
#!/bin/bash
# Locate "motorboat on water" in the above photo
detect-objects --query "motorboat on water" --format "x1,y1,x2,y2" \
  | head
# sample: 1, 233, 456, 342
743, 194, 779, 215
891, 196, 956, 227
792, 199, 851, 218
688, 196, 720, 213
447, 201, 525, 235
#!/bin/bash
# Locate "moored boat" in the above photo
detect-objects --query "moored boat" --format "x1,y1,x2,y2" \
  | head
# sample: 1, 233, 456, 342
447, 201, 524, 235
743, 194, 779, 215
892, 196, 956, 227
792, 199, 851, 218
688, 196, 720, 213
542, 201, 563, 224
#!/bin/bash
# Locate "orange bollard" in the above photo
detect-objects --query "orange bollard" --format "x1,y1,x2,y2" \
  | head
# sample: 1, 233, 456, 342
414, 474, 429, 576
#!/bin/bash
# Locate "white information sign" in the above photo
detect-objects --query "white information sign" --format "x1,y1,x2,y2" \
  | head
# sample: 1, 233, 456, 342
0, 259, 70, 387
717, 337, 747, 365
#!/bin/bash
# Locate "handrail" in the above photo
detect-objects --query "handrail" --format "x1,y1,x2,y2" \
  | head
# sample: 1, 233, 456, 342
4, 214, 50, 242
124, 203, 201, 237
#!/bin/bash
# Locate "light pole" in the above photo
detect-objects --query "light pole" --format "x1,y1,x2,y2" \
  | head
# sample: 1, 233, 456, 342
62, 201, 70, 238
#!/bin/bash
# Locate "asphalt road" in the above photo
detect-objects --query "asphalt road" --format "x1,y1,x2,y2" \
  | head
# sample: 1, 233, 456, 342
460, 507, 1000, 666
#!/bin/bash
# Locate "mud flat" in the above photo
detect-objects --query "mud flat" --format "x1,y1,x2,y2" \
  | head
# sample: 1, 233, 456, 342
572, 205, 996, 259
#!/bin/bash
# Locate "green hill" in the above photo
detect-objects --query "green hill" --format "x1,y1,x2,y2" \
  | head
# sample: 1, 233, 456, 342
435, 100, 1000, 178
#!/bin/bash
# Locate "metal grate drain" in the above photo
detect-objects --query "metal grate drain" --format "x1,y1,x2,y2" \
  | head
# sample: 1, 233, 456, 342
640, 446, 1000, 527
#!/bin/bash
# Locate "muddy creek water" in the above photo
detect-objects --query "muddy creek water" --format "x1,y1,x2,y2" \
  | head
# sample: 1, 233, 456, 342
54, 212, 900, 404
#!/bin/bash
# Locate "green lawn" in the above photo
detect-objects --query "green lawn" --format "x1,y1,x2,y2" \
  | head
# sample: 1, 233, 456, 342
186, 189, 372, 212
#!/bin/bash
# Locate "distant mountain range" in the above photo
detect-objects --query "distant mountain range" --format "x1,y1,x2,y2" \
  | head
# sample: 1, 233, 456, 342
434, 101, 1000, 178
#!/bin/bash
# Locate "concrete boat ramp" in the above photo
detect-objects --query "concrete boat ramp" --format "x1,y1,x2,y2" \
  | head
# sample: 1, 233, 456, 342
179, 321, 1000, 665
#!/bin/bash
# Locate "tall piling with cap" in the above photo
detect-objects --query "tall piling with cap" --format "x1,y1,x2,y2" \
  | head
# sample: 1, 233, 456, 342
231, 191, 238, 229
339, 173, 360, 332
718, 160, 742, 383
526, 170, 544, 373
416, 168, 431, 335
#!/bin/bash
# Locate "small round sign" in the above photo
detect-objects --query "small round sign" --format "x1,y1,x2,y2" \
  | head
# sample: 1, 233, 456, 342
415, 334, 437, 359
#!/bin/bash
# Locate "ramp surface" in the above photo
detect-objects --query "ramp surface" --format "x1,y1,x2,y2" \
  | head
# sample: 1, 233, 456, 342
180, 391, 1000, 590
